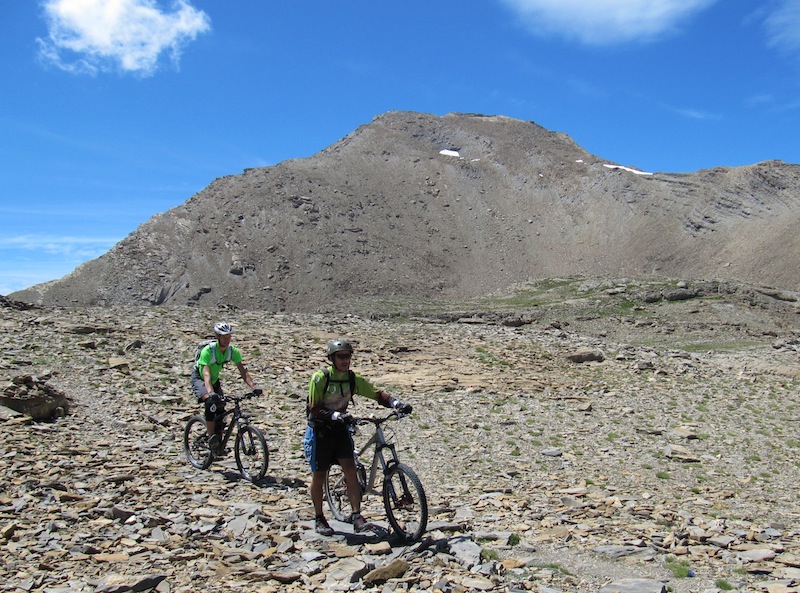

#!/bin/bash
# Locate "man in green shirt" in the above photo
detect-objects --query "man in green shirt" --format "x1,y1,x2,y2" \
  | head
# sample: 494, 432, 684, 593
191, 321, 260, 454
304, 338, 412, 536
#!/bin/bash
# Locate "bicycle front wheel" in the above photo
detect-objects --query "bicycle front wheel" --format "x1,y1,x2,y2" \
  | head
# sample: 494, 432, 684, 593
383, 463, 428, 542
234, 425, 269, 482
184, 416, 213, 470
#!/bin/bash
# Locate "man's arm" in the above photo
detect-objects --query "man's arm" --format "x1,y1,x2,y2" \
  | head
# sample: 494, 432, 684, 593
376, 389, 412, 414
376, 390, 393, 407
202, 365, 214, 399
354, 375, 398, 409
236, 361, 256, 390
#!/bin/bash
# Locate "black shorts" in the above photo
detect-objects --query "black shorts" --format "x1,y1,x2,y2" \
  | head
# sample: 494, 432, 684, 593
303, 424, 355, 472
191, 368, 223, 421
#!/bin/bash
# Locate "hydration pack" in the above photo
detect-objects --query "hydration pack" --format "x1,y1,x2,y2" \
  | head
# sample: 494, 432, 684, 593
320, 368, 356, 399
194, 340, 232, 367
306, 368, 356, 419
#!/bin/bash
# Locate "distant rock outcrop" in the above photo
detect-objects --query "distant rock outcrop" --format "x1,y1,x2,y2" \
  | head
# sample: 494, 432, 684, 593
10, 111, 800, 310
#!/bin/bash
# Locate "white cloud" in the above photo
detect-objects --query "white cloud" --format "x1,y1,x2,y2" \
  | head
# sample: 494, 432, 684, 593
0, 234, 121, 294
0, 234, 119, 259
0, 269, 64, 295
764, 0, 800, 54
498, 0, 717, 45
37, 0, 211, 76
673, 107, 720, 120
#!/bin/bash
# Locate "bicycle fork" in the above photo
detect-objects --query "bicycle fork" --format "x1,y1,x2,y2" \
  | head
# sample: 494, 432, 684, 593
363, 440, 415, 513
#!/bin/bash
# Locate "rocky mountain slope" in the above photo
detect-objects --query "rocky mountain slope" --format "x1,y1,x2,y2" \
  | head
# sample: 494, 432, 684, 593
2, 279, 799, 592
10, 111, 800, 310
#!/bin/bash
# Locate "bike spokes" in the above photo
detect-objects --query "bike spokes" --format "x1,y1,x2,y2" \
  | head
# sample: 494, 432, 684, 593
383, 464, 428, 542
234, 425, 268, 483
358, 484, 389, 530
184, 416, 213, 470
324, 463, 349, 521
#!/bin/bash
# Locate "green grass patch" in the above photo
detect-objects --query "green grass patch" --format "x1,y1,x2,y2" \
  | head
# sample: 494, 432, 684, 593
664, 557, 692, 578
481, 549, 500, 561
530, 562, 573, 576
677, 340, 764, 353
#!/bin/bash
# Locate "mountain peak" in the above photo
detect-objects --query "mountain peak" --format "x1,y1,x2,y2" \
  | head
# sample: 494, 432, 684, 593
11, 111, 800, 310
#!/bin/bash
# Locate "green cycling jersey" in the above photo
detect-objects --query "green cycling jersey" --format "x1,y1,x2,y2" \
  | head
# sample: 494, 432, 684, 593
308, 366, 379, 413
196, 343, 243, 384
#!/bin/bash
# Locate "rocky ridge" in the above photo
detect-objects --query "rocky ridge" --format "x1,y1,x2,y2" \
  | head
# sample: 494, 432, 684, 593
2, 278, 800, 593
10, 111, 800, 310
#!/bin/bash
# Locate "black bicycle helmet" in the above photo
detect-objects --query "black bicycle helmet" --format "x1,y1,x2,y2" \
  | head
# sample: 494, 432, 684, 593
327, 338, 353, 359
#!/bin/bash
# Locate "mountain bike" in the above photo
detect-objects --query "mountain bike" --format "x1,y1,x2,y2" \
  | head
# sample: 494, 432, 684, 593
324, 410, 428, 542
183, 390, 269, 482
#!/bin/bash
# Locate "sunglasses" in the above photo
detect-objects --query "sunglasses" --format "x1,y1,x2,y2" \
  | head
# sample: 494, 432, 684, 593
334, 352, 352, 360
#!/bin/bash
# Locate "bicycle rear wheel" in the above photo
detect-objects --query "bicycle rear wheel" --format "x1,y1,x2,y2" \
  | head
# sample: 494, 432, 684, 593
324, 462, 349, 521
383, 463, 428, 542
234, 425, 269, 482
184, 416, 213, 470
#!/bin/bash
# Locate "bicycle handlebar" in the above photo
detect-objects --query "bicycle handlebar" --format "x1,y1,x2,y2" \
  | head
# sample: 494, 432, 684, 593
352, 409, 410, 426
217, 390, 262, 403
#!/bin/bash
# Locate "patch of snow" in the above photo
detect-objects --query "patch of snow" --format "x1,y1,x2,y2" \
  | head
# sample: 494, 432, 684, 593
603, 164, 653, 176
576, 159, 584, 163
439, 149, 460, 157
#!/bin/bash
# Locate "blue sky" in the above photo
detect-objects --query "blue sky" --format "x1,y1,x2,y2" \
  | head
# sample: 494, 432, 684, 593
2, 0, 800, 295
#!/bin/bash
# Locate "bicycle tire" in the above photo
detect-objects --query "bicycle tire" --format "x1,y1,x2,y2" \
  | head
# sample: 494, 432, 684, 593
234, 425, 269, 482
383, 463, 428, 542
324, 463, 350, 521
184, 415, 213, 470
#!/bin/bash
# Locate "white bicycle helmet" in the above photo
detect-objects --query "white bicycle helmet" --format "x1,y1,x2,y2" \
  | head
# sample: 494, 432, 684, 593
213, 321, 233, 335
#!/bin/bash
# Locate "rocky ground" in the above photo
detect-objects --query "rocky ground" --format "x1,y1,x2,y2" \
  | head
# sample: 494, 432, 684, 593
2, 278, 800, 593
